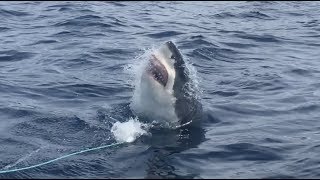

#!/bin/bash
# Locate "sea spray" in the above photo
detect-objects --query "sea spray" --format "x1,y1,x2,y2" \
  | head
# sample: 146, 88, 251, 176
111, 117, 150, 143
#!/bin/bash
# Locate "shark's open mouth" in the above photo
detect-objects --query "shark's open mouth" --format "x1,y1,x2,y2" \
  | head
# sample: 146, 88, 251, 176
146, 54, 168, 87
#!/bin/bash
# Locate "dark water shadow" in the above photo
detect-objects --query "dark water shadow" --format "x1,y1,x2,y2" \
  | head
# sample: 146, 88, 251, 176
133, 116, 207, 178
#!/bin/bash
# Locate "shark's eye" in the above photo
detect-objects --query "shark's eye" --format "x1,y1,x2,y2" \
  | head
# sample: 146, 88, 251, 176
171, 55, 174, 59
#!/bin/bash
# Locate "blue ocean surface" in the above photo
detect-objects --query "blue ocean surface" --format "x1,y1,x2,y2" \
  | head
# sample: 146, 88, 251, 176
1, 1, 320, 178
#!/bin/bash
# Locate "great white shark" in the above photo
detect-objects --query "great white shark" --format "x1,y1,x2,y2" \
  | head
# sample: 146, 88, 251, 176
130, 41, 202, 128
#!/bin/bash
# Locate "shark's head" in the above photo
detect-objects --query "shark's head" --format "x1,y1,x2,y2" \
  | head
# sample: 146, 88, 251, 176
131, 41, 201, 128
145, 41, 185, 92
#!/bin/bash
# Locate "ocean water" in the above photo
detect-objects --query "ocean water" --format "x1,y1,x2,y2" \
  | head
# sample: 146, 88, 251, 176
1, 1, 320, 178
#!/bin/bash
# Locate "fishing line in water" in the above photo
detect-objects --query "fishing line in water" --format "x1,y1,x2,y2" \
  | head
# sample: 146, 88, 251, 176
0, 141, 126, 174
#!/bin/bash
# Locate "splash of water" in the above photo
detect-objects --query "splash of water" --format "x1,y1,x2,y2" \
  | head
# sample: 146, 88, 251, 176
111, 117, 150, 143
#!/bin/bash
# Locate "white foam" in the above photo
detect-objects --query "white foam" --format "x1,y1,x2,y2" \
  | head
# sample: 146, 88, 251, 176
111, 117, 149, 143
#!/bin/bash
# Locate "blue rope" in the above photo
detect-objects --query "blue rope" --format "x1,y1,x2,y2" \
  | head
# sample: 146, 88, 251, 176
0, 141, 125, 174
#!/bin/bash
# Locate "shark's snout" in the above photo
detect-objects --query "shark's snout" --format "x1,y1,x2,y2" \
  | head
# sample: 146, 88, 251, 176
165, 41, 183, 66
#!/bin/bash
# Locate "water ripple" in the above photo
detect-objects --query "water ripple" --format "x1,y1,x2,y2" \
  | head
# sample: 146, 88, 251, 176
0, 50, 35, 62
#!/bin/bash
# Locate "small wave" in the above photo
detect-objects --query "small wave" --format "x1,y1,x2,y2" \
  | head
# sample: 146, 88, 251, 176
191, 47, 238, 63
240, 11, 273, 20
31, 83, 124, 99
54, 21, 113, 28
290, 104, 320, 114
107, 2, 127, 7
213, 12, 236, 19
208, 90, 239, 97
0, 8, 30, 17
75, 14, 102, 20
220, 42, 257, 49
47, 4, 73, 9
92, 48, 131, 56
220, 143, 283, 161
0, 27, 10, 32
214, 103, 282, 117
287, 68, 314, 77
235, 79, 285, 91
179, 142, 283, 161
28, 40, 59, 45
53, 15, 113, 29
146, 31, 184, 38
52, 30, 73, 36
59, 57, 100, 69
0, 107, 39, 119
234, 33, 282, 43
217, 29, 245, 34
180, 36, 215, 49
50, 30, 87, 39
300, 19, 319, 28
0, 50, 35, 62
202, 110, 222, 124
57, 7, 72, 12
